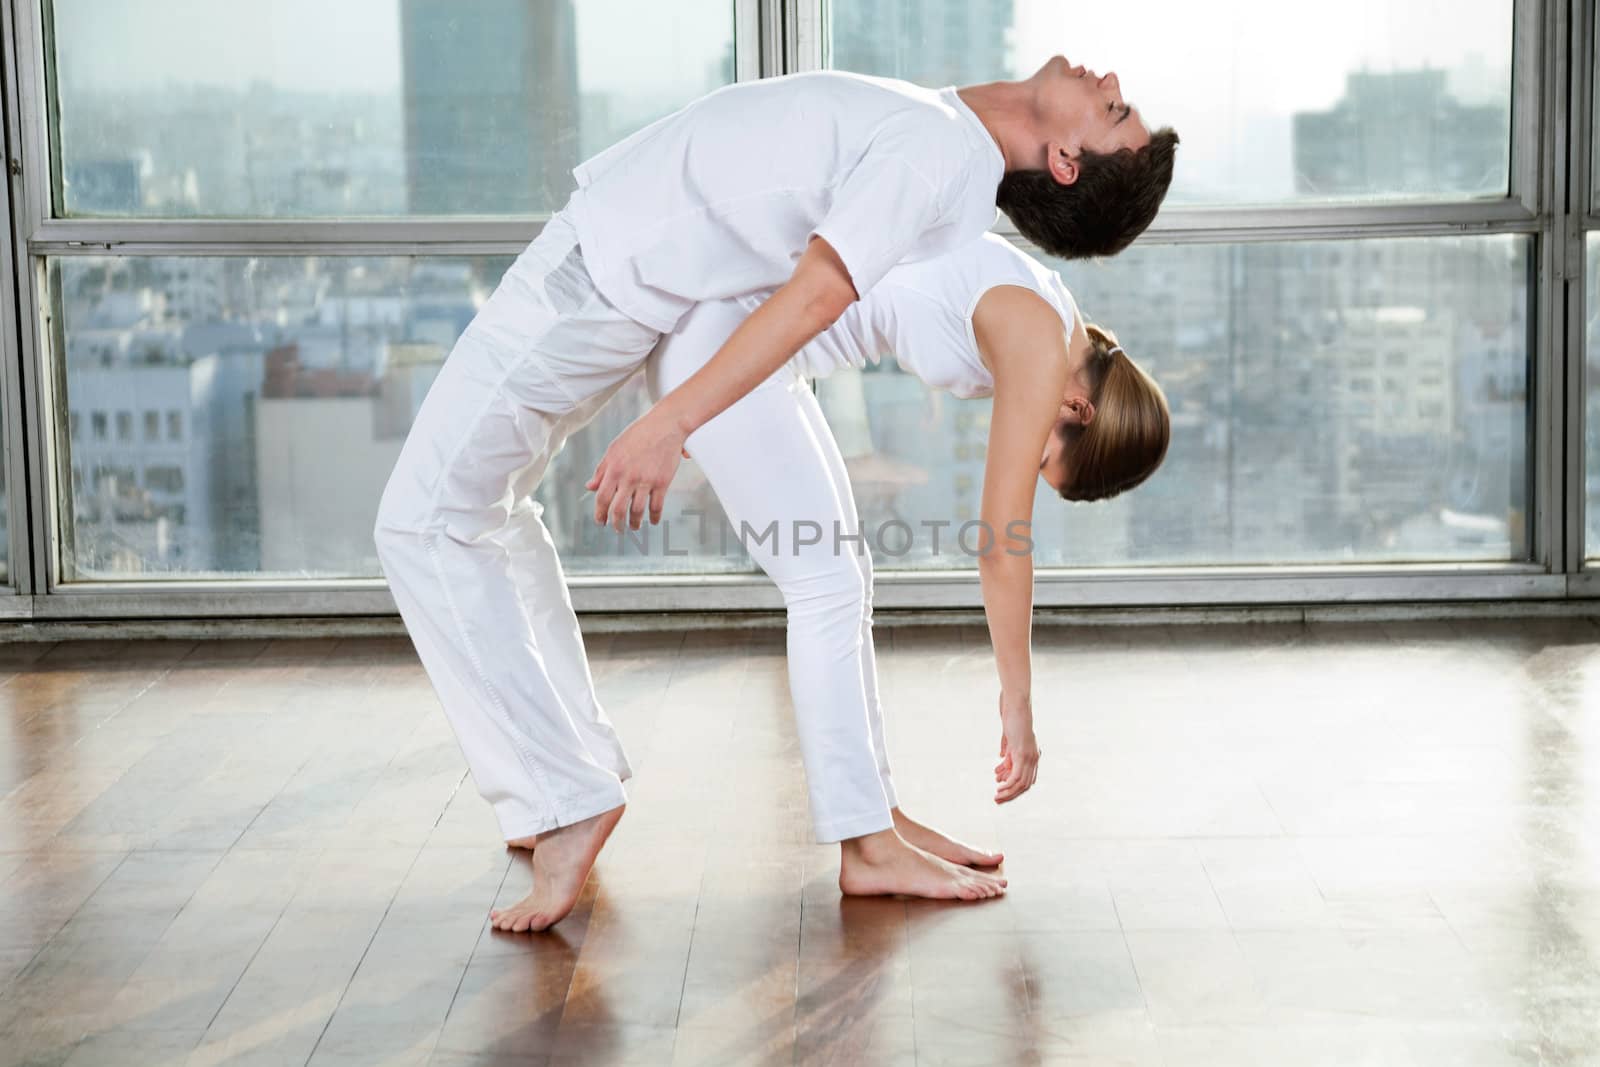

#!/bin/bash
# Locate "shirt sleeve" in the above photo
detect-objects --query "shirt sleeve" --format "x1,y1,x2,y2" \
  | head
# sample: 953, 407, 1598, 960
811, 149, 947, 298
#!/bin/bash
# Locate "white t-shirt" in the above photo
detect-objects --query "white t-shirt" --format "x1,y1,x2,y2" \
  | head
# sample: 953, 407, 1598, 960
731, 233, 1080, 400
566, 71, 1005, 334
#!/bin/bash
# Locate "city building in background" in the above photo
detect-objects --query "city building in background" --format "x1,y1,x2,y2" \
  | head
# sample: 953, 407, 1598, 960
400, 0, 580, 215
41, 2, 1532, 580
1294, 70, 1507, 199
828, 0, 1013, 85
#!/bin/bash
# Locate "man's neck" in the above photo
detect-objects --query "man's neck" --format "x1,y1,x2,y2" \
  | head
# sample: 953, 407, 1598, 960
956, 81, 1034, 172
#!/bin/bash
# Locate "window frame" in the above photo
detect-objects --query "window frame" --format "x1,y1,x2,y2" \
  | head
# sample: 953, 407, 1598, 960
0, 0, 1592, 619
1568, 0, 1600, 586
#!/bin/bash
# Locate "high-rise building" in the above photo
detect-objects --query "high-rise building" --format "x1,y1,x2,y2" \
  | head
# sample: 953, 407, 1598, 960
828, 0, 1013, 87
400, 0, 581, 215
1293, 70, 1507, 198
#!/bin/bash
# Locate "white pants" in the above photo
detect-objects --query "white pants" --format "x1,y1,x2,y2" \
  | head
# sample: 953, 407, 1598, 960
650, 301, 897, 842
375, 215, 895, 843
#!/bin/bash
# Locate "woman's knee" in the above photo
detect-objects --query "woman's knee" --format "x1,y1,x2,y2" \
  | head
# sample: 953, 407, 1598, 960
777, 556, 868, 625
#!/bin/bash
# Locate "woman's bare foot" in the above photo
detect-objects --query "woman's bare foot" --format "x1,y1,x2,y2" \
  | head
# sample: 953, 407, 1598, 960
838, 829, 1007, 900
490, 804, 625, 933
506, 835, 539, 850
891, 808, 1003, 868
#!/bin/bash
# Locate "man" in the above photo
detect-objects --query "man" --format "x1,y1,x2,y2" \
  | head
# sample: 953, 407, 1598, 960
374, 56, 1177, 932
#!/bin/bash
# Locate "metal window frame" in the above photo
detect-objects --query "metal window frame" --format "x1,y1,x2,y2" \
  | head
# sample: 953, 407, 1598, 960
0, 0, 23, 601
0, 0, 1594, 622
1567, 0, 1600, 587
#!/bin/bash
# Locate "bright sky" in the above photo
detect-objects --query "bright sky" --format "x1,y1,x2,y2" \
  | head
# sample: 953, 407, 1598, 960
52, 0, 1512, 200
51, 0, 733, 97
1010, 0, 1512, 198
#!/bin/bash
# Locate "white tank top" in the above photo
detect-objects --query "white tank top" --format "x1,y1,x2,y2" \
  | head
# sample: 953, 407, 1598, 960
737, 233, 1080, 399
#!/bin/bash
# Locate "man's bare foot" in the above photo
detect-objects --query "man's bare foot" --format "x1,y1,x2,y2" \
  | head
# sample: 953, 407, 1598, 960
506, 835, 539, 850
838, 829, 1007, 900
891, 808, 1003, 868
490, 804, 625, 933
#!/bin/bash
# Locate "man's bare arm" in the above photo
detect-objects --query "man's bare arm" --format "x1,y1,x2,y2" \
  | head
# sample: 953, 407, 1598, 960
587, 237, 858, 529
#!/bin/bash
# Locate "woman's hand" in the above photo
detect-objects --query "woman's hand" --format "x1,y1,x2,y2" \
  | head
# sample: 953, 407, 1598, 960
994, 692, 1040, 804
586, 406, 689, 530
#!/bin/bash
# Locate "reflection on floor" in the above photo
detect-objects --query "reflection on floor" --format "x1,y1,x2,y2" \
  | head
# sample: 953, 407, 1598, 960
0, 619, 1598, 1065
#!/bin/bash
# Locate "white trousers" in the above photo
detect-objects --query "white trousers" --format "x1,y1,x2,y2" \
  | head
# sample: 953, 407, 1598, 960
375, 215, 895, 843
650, 301, 897, 842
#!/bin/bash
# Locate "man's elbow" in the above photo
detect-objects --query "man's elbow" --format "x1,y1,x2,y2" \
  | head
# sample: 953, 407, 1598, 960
801, 276, 856, 332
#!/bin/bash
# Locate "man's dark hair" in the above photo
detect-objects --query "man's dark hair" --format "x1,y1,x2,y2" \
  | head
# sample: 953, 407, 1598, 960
997, 129, 1179, 260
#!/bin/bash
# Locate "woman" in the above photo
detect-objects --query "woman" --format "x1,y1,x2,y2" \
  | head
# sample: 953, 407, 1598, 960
490, 232, 1170, 930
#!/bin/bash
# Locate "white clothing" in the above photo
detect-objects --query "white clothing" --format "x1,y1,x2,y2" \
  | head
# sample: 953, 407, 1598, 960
646, 347, 898, 841
568, 71, 1005, 333
374, 76, 1015, 844
376, 211, 896, 843
375, 215, 655, 837
770, 232, 1081, 400
639, 236, 1082, 839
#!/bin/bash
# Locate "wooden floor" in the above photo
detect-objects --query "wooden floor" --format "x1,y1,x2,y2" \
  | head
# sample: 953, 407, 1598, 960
1, 619, 1600, 1065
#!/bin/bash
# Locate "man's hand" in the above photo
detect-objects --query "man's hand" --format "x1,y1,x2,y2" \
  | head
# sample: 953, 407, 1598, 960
993, 692, 1040, 804
584, 238, 854, 533
586, 406, 690, 530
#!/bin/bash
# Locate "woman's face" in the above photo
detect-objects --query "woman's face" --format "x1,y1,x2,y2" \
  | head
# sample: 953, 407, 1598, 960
1039, 418, 1075, 495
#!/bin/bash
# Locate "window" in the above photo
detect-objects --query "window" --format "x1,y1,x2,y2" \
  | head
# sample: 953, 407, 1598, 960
52, 255, 762, 579
5, 0, 1581, 611
0, 427, 6, 583
1588, 22, 1600, 558
143, 466, 184, 493
1587, 236, 1600, 555
819, 0, 1531, 577
824, 235, 1529, 567
40, 0, 749, 586
825, 0, 1513, 204
50, 0, 739, 218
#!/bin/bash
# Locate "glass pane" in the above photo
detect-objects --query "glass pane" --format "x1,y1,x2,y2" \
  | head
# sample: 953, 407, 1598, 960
825, 0, 1512, 204
52, 255, 757, 580
0, 429, 8, 583
821, 234, 1530, 569
50, 0, 737, 218
1588, 235, 1600, 556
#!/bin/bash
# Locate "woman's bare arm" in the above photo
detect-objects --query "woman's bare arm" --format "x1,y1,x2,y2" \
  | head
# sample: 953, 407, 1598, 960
971, 285, 1071, 804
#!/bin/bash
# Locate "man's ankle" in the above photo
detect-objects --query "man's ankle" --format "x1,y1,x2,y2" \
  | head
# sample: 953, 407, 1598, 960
842, 826, 900, 859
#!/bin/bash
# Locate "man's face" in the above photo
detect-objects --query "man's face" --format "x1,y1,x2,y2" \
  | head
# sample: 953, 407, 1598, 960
1032, 55, 1152, 165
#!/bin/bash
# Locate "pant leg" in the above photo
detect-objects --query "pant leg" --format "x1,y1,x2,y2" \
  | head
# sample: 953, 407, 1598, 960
648, 303, 891, 844
498, 378, 639, 784
375, 218, 655, 839
792, 384, 896, 809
